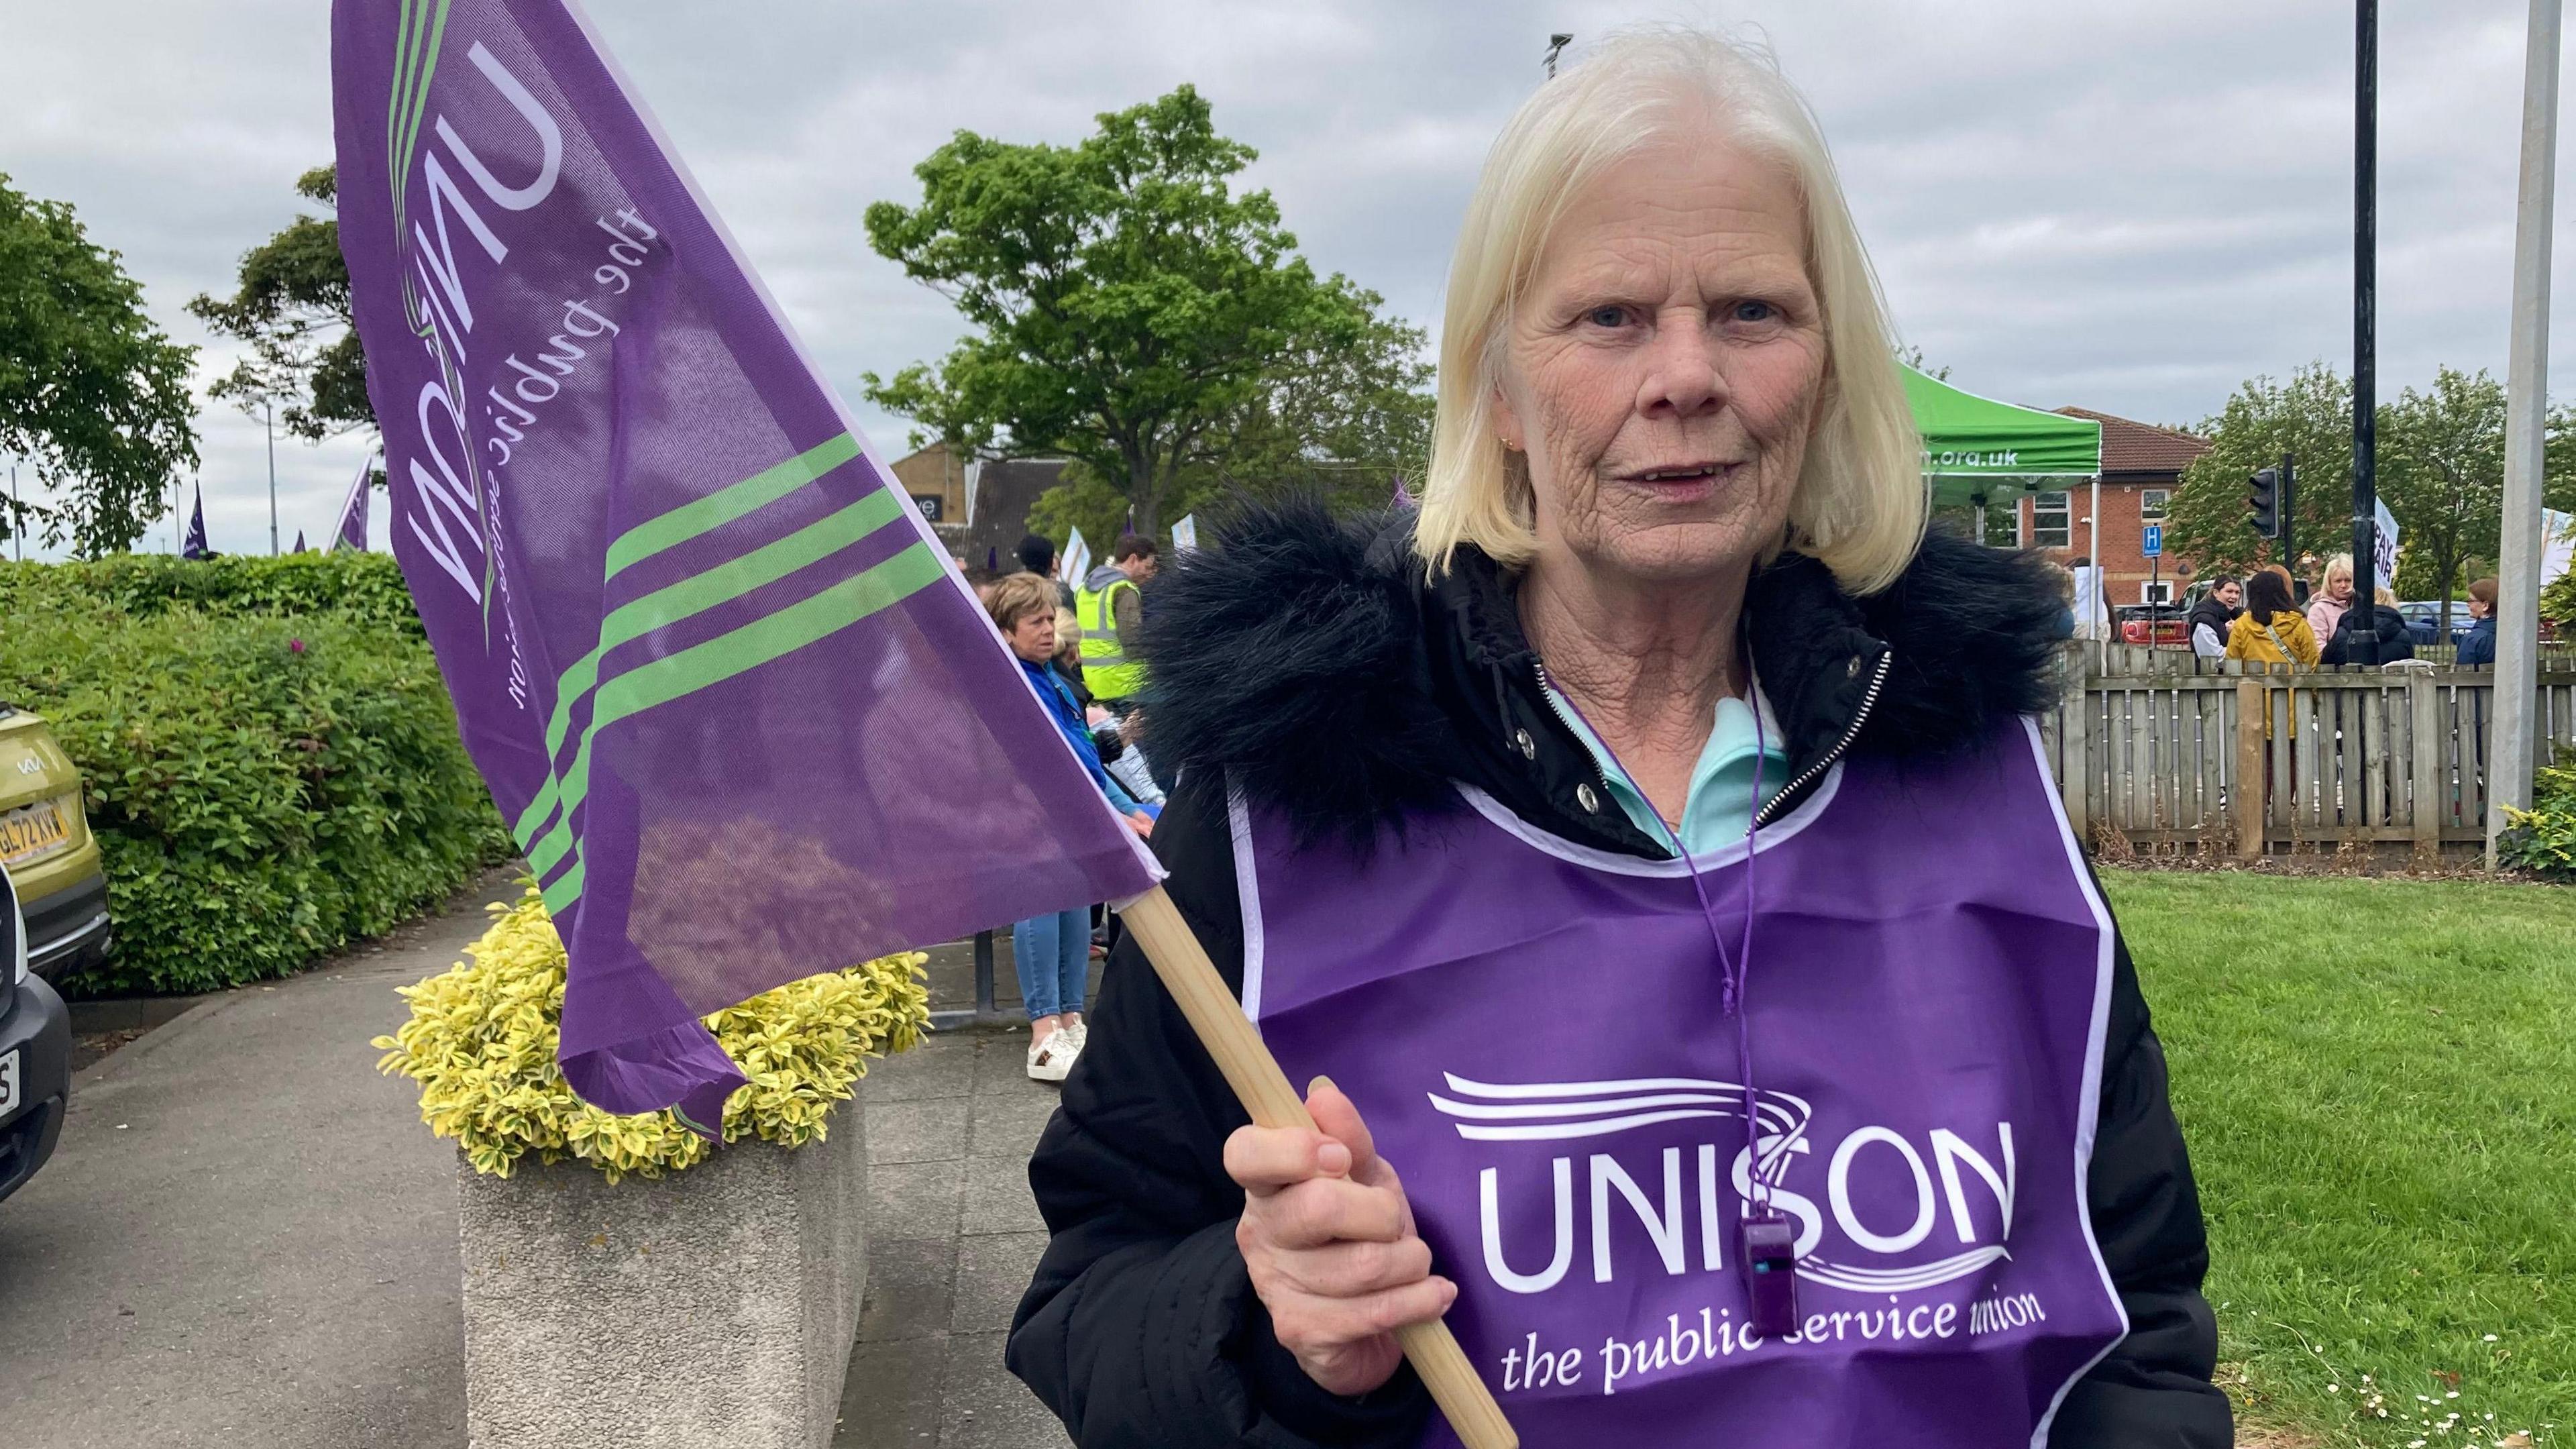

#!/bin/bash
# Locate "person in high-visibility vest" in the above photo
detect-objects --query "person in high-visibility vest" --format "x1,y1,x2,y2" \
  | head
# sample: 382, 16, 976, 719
1075, 533, 1157, 707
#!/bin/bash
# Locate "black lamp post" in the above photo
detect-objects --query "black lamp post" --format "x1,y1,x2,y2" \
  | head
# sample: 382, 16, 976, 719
2349, 0, 2381, 663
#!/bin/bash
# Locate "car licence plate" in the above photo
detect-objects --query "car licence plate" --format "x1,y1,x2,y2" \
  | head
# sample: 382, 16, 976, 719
0, 1049, 19, 1121
0, 799, 68, 867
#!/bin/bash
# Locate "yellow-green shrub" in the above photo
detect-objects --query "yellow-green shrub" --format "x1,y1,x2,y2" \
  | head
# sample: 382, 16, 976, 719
375, 888, 929, 1181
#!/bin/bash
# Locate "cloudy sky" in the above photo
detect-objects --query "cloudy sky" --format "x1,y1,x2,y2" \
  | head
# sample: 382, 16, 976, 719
3, 0, 2568, 558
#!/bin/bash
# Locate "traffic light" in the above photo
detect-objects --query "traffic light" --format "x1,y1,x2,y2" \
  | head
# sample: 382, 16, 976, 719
2247, 467, 2282, 539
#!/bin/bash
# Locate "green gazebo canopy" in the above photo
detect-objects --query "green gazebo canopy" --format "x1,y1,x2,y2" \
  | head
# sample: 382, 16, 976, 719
1904, 364, 2100, 505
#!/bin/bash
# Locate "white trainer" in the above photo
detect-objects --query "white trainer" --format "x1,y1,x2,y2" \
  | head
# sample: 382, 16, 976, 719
1026, 1028, 1074, 1083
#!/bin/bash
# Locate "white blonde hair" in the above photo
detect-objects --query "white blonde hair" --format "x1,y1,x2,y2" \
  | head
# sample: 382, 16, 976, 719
1415, 27, 1925, 594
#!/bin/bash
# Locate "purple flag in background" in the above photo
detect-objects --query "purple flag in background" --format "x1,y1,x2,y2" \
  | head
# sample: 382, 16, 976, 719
294, 529, 309, 554
182, 485, 211, 560
331, 0, 1159, 1128
333, 451, 375, 551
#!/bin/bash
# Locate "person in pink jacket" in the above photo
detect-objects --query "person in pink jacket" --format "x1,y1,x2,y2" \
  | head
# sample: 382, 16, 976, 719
2306, 553, 2354, 642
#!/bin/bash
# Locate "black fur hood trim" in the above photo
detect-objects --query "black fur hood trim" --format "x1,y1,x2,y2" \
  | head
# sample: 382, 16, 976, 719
1134, 498, 2070, 854
1130, 503, 1461, 841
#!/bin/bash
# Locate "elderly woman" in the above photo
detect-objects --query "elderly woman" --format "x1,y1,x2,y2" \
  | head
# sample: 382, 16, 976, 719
1008, 30, 2227, 1447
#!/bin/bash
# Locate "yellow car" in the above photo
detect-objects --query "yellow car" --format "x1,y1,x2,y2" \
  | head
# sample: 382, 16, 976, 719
0, 702, 111, 980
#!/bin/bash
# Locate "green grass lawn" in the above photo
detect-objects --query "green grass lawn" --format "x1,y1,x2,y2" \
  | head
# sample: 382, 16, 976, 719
2106, 869, 2576, 1447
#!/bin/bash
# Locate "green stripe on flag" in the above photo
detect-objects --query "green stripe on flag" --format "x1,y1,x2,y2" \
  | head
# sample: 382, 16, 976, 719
386, 0, 417, 172
526, 541, 949, 907
391, 0, 451, 218
511, 486, 904, 849
603, 433, 861, 582
541, 859, 585, 916
402, 3, 451, 184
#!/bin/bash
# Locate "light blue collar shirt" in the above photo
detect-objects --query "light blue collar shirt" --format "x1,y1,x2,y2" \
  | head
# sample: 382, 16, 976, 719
1544, 680, 1788, 855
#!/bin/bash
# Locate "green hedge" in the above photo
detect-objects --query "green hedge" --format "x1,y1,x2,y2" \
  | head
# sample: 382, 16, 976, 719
0, 580, 508, 996
0, 553, 423, 635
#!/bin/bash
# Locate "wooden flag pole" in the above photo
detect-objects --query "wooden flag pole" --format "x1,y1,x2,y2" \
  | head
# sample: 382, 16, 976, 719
1117, 885, 1520, 1449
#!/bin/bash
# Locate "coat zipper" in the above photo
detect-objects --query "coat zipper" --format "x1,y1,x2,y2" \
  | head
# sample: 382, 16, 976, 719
1751, 649, 1892, 828
1530, 660, 1618, 800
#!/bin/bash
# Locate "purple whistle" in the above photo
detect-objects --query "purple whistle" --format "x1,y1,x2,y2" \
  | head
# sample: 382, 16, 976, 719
1741, 1216, 1799, 1339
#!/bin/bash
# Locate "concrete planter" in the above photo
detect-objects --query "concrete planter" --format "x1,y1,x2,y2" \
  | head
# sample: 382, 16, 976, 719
455, 1098, 868, 1449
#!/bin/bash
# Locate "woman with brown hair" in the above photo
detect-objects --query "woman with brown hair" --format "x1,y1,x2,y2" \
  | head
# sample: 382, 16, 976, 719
2226, 568, 2320, 667
985, 572, 1153, 1081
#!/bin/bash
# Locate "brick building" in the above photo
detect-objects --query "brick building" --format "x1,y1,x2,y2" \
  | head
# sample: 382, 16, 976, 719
886, 441, 1070, 568
2013, 409, 2212, 606
887, 439, 973, 528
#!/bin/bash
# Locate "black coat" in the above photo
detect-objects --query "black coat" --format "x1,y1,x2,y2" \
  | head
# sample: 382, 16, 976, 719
2186, 596, 2238, 651
1006, 505, 2232, 1447
2321, 603, 2415, 665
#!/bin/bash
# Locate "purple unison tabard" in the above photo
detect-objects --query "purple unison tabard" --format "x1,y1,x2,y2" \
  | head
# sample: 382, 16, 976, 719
332, 0, 1156, 1126
1230, 721, 2127, 1445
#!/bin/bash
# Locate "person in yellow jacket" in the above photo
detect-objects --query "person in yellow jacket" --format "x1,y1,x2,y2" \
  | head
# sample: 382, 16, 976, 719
2226, 567, 2320, 752
2224, 568, 2321, 667
1075, 533, 1158, 707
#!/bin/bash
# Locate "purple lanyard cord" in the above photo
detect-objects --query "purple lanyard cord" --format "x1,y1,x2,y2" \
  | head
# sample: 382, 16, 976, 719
1542, 666, 1802, 1334
1543, 680, 1772, 1214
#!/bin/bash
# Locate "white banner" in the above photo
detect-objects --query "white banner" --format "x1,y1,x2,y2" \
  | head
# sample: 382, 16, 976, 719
1060, 525, 1091, 586
2070, 565, 2110, 641
2544, 508, 2575, 589
2373, 497, 2401, 588
1171, 515, 1198, 553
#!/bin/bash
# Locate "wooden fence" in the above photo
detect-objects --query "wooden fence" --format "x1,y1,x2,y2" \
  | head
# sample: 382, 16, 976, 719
2038, 649, 2576, 856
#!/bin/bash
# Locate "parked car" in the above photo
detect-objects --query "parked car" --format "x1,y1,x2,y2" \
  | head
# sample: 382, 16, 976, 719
0, 702, 112, 979
1, 861, 72, 1202
2395, 602, 2448, 647
2115, 603, 2188, 647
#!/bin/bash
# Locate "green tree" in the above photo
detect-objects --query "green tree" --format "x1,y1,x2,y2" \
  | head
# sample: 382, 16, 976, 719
0, 172, 199, 555
2172, 362, 2576, 633
2541, 550, 2576, 632
863, 87, 1393, 535
2377, 367, 2506, 628
2165, 363, 2357, 584
1175, 291, 1434, 513
2542, 398, 2576, 526
1028, 292, 1434, 549
188, 164, 372, 441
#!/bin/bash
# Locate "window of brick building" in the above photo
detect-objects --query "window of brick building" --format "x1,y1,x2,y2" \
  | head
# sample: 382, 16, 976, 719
2141, 580, 2174, 604
2028, 492, 2072, 549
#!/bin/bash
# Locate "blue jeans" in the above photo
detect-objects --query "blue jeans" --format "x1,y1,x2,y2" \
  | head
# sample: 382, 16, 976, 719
1012, 908, 1089, 1021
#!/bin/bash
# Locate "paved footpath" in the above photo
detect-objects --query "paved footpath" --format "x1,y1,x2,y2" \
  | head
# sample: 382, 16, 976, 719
0, 872, 1083, 1448
839, 1032, 1075, 1449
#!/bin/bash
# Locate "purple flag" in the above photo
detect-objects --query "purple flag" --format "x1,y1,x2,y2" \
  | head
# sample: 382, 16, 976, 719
294, 529, 309, 554
332, 0, 1159, 1128
182, 484, 211, 560
333, 451, 374, 551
